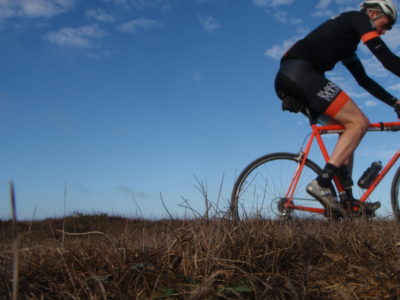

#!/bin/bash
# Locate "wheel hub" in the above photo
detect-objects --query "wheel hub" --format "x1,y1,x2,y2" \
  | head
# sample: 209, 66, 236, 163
277, 198, 293, 216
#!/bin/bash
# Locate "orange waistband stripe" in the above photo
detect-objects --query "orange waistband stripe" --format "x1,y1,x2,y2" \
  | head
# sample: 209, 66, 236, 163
324, 91, 350, 118
361, 31, 380, 43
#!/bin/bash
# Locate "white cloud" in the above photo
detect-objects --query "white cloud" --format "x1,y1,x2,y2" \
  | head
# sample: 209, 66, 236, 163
325, 70, 361, 97
264, 37, 298, 60
199, 16, 220, 33
365, 100, 379, 107
101, 0, 129, 5
311, 0, 365, 18
271, 0, 293, 5
388, 83, 400, 92
290, 18, 303, 25
253, 0, 268, 6
117, 18, 162, 33
45, 24, 108, 48
0, 0, 75, 20
192, 71, 202, 82
100, 0, 171, 9
85, 8, 114, 23
312, 0, 336, 18
335, 0, 358, 5
312, 9, 335, 17
253, 0, 294, 7
382, 27, 400, 51
254, 1, 302, 26
361, 56, 388, 78
273, 11, 303, 25
316, 0, 332, 10
327, 74, 345, 83
130, 0, 171, 9
348, 91, 369, 98
358, 144, 399, 160
194, 0, 216, 3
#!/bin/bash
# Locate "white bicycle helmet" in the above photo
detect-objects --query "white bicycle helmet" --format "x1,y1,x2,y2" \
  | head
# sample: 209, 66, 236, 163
362, 0, 398, 24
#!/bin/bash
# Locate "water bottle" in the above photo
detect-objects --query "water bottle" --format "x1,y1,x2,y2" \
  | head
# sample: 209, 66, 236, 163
357, 161, 382, 189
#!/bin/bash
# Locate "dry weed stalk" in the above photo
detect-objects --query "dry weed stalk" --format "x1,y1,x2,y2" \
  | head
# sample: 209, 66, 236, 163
28, 204, 37, 233
1, 213, 400, 299
10, 181, 20, 300
62, 183, 67, 253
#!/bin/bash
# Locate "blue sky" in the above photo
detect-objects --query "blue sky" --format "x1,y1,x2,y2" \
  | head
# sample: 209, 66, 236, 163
1, 0, 400, 220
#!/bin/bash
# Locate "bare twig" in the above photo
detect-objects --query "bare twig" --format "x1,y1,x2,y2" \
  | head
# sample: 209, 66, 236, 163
216, 173, 225, 217
130, 191, 144, 218
179, 197, 202, 219
88, 276, 107, 300
160, 192, 174, 219
28, 204, 37, 233
62, 183, 67, 253
194, 176, 210, 221
55, 230, 115, 247
56, 248, 77, 293
10, 181, 20, 300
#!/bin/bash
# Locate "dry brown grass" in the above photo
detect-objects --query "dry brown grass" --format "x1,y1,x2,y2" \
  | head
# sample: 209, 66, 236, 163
1, 214, 400, 299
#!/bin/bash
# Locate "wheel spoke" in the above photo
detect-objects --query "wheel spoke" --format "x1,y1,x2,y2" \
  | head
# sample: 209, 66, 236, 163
231, 153, 329, 221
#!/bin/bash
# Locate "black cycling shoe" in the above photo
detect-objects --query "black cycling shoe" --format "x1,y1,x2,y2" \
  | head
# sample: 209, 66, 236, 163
342, 198, 381, 217
363, 201, 381, 216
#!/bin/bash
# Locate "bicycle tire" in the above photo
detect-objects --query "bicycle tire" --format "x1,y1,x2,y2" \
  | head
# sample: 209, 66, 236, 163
230, 152, 335, 222
390, 166, 400, 222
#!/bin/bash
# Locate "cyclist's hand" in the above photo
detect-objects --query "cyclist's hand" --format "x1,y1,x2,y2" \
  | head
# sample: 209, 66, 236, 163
394, 101, 400, 119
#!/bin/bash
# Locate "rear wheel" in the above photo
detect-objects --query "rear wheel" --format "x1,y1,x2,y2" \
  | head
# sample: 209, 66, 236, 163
230, 152, 334, 222
390, 167, 400, 222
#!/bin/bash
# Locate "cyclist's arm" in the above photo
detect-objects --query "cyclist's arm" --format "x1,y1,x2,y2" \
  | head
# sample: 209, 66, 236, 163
364, 35, 400, 77
342, 55, 397, 106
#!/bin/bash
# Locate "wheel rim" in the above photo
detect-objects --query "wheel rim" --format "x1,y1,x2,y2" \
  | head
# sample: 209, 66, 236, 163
232, 154, 326, 221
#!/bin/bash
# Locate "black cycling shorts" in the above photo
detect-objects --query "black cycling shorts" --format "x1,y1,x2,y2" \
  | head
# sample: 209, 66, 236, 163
275, 58, 350, 121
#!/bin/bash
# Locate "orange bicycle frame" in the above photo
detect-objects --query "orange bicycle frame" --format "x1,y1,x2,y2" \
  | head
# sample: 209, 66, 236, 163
284, 121, 400, 215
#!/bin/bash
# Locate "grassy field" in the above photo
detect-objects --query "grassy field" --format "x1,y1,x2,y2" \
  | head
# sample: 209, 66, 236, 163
1, 213, 400, 299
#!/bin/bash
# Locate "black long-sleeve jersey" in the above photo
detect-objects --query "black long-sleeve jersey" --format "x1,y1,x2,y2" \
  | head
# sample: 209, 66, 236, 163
283, 11, 400, 106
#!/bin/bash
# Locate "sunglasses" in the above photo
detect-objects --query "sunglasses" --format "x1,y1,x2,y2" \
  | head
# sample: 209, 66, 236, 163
373, 11, 394, 31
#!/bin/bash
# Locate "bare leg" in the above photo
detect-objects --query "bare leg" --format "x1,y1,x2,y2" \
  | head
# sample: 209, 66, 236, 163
319, 116, 355, 175
306, 96, 379, 216
327, 99, 369, 168
307, 98, 368, 215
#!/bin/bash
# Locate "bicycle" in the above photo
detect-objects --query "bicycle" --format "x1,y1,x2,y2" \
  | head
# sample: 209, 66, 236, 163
230, 116, 400, 222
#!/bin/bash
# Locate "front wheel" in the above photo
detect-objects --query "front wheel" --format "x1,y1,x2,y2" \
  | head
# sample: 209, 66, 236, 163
230, 152, 332, 222
390, 167, 400, 222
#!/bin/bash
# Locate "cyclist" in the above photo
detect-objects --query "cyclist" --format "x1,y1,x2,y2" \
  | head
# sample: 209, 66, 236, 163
274, 0, 400, 216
